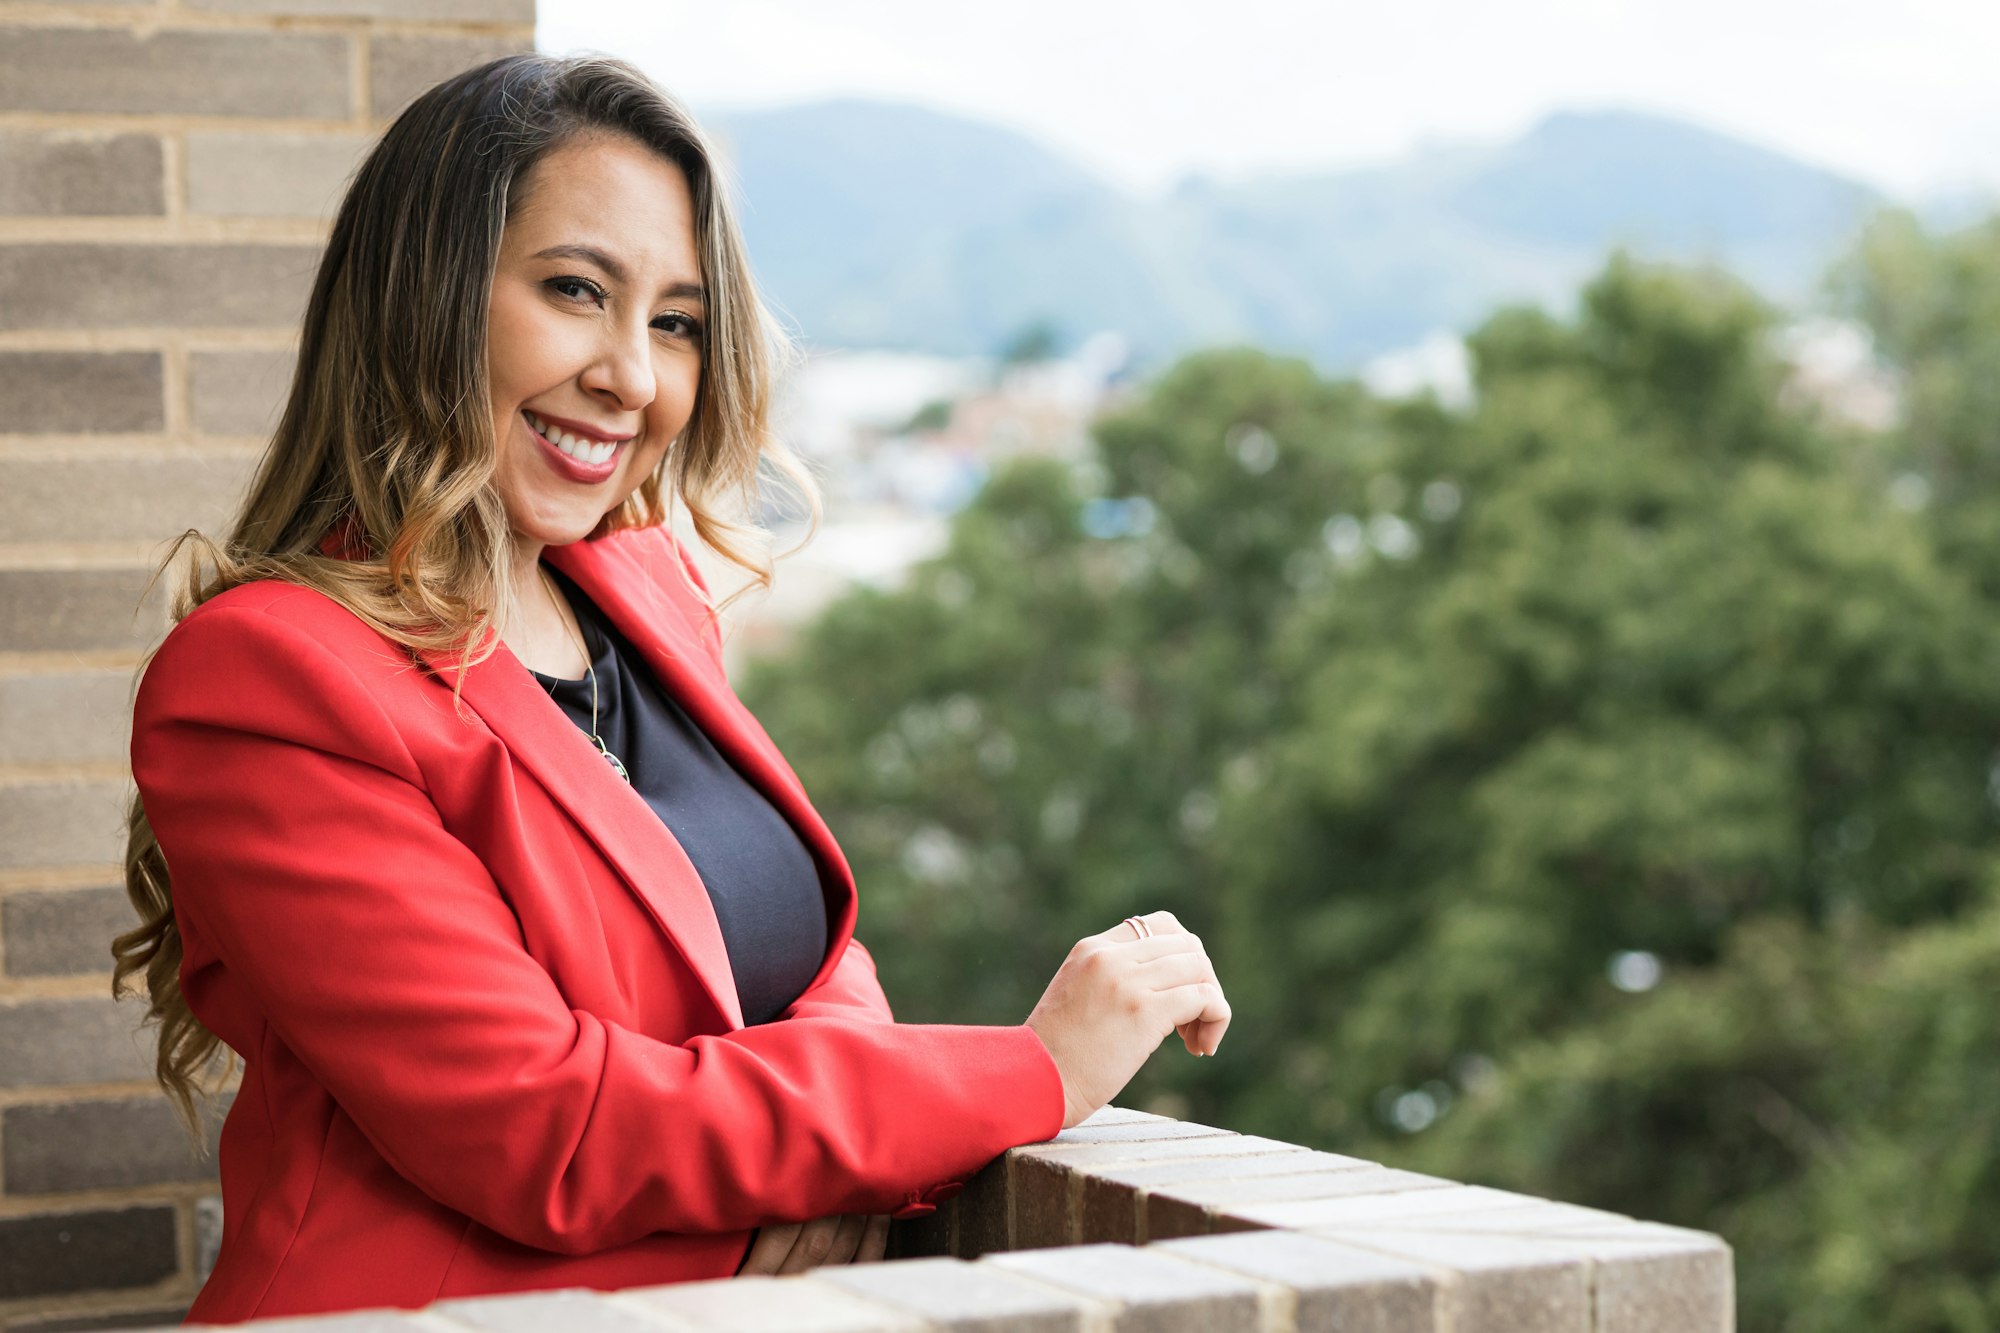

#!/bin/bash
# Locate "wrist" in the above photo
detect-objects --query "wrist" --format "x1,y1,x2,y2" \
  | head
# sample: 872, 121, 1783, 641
1018, 1021, 1075, 1139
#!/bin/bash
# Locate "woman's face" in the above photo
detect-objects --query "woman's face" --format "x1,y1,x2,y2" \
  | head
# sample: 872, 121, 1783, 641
487, 132, 706, 553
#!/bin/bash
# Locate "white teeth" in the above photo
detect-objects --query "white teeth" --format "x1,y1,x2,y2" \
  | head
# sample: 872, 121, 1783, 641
526, 411, 619, 468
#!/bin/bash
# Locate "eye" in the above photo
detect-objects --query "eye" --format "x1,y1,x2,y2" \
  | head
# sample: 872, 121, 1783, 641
547, 275, 605, 304
653, 311, 704, 341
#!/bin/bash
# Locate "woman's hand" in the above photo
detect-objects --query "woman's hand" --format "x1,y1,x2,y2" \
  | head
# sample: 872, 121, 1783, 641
736, 1213, 890, 1276
1024, 910, 1232, 1129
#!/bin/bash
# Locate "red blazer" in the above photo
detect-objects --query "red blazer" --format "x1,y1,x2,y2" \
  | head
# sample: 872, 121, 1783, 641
129, 522, 1064, 1325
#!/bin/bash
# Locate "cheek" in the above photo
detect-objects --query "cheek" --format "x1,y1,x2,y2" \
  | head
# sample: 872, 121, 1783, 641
646, 360, 701, 436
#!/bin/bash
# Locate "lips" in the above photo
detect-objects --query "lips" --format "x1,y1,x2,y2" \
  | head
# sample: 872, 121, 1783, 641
522, 409, 626, 483
523, 409, 627, 465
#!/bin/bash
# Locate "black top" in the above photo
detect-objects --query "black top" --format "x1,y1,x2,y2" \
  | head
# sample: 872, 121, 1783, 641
529, 564, 829, 1025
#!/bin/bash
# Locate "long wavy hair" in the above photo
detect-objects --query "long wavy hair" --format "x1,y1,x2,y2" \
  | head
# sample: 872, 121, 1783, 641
113, 52, 815, 1137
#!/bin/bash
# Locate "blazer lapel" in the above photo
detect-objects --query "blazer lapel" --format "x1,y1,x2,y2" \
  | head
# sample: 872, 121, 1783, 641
420, 616, 748, 1032
545, 536, 861, 997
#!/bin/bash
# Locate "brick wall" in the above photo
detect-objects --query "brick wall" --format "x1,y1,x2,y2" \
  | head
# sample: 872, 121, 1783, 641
75, 1106, 1733, 1331
0, 2, 534, 1328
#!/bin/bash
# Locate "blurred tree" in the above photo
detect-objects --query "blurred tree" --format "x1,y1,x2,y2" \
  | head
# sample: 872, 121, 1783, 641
1406, 897, 2000, 1332
1832, 210, 2000, 597
741, 240, 2000, 1329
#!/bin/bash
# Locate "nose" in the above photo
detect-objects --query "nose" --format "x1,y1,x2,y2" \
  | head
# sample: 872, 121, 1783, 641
579, 313, 656, 415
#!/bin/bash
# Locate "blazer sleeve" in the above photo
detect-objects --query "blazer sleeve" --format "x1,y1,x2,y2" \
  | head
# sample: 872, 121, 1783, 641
132, 599, 1064, 1256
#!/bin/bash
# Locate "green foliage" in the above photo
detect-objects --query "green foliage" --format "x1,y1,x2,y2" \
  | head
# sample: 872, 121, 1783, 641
742, 223, 2000, 1328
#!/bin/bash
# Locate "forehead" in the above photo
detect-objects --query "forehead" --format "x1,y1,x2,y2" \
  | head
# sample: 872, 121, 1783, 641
504, 133, 700, 276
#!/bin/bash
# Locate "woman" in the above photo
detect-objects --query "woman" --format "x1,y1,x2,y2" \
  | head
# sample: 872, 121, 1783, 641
116, 53, 1230, 1324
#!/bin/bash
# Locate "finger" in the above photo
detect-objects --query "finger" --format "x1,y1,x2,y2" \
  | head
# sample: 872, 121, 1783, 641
1090, 910, 1189, 946
1133, 950, 1216, 992
1193, 1012, 1231, 1054
1178, 1008, 1232, 1055
856, 1214, 891, 1263
1176, 1018, 1201, 1054
823, 1212, 870, 1267
738, 1221, 801, 1276
1095, 933, 1206, 969
1159, 979, 1232, 1049
775, 1216, 847, 1275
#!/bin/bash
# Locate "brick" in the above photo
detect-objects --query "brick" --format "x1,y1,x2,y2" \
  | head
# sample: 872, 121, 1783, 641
620, 1272, 925, 1331
1154, 1230, 1439, 1333
1081, 1150, 1368, 1193
369, 34, 527, 121
984, 1243, 1262, 1333
1227, 1182, 1539, 1233
189, 0, 535, 18
1014, 1132, 1299, 1175
956, 1154, 1010, 1259
0, 664, 131, 771
1011, 1154, 1078, 1250
1578, 1234, 1733, 1333
1149, 1168, 1454, 1243
0, 995, 156, 1088
1365, 1229, 1727, 1333
1363, 1201, 1640, 1235
433, 1289, 668, 1333
1005, 1132, 1318, 1249
886, 1196, 954, 1259
1034, 1118, 1238, 1148
0, 132, 163, 217
4, 1095, 226, 1193
0, 28, 349, 118
0, 244, 319, 332
191, 348, 296, 437
816, 1255, 1102, 1331
0, 567, 168, 653
0, 1206, 177, 1300
187, 132, 373, 219
8, 1307, 193, 1332
0, 351, 163, 434
1171, 1168, 1452, 1210
0, 452, 252, 548
0, 779, 133, 870
1079, 1150, 1365, 1245
196, 1194, 224, 1285
3, 884, 134, 977
1309, 1232, 1592, 1333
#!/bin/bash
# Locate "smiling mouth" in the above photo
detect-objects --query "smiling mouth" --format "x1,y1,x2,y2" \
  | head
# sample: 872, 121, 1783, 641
523, 409, 629, 466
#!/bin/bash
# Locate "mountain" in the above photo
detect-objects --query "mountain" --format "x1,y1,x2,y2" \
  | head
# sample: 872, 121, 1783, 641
706, 103, 1884, 369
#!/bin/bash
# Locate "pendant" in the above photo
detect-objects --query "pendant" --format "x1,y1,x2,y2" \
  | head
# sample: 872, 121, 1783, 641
596, 737, 631, 783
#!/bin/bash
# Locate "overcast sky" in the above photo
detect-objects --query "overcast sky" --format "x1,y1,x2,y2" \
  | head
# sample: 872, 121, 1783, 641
539, 1, 2000, 202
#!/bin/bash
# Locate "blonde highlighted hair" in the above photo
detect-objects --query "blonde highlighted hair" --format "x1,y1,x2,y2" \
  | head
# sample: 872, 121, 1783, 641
114, 52, 817, 1136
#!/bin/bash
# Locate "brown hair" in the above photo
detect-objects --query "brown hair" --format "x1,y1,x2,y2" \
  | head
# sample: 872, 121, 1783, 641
114, 52, 814, 1136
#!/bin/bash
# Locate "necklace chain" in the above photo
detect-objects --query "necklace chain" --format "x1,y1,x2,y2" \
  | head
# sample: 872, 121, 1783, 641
537, 565, 631, 783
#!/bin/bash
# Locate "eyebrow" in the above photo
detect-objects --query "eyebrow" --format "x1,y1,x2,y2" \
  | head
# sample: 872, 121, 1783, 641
530, 243, 706, 303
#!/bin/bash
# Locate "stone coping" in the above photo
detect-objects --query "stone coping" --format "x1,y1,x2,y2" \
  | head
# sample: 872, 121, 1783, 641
150, 1107, 1733, 1331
